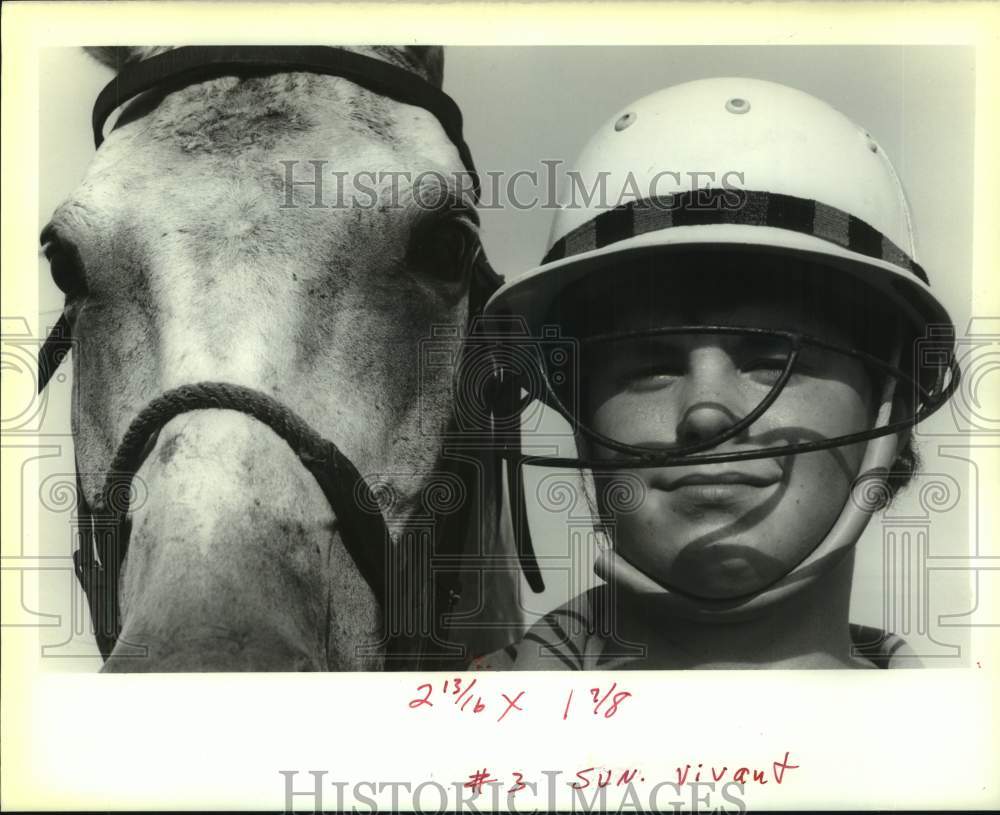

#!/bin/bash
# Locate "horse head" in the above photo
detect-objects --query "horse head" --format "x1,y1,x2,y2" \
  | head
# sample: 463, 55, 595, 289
41, 45, 516, 671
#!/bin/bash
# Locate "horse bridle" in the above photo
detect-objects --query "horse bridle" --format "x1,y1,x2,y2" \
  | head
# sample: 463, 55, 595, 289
37, 46, 503, 667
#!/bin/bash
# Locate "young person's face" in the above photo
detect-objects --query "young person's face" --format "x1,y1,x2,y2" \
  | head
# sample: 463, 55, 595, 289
577, 263, 878, 600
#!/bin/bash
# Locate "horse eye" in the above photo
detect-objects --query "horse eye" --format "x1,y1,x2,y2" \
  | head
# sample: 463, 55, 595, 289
41, 231, 88, 299
409, 216, 478, 286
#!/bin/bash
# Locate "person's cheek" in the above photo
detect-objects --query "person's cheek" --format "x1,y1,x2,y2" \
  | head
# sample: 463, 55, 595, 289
608, 477, 683, 574
776, 391, 867, 562
824, 388, 873, 478
591, 396, 657, 450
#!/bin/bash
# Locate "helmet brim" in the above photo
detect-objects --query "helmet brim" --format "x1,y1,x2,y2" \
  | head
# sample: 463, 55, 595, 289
486, 224, 953, 341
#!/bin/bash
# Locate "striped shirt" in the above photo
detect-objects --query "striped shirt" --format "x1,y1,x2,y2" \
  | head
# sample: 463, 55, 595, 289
471, 587, 919, 670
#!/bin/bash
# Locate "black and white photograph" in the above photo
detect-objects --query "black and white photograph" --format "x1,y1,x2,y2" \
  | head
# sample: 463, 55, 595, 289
3, 2, 998, 812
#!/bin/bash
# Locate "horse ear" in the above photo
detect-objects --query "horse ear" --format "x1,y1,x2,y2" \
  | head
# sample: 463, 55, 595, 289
405, 46, 444, 87
370, 46, 444, 87
84, 47, 174, 70
86, 46, 446, 86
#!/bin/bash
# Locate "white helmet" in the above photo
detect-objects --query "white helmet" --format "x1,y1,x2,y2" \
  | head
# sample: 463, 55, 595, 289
484, 77, 958, 618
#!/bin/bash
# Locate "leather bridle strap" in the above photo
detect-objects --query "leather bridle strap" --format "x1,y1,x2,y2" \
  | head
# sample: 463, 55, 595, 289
37, 313, 72, 394
75, 382, 393, 660
92, 45, 480, 199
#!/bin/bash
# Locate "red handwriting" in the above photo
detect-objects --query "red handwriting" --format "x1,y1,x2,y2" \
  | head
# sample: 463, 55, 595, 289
408, 678, 632, 722
508, 772, 527, 794
462, 756, 797, 799
407, 678, 517, 720
408, 683, 433, 708
463, 768, 498, 796
561, 683, 632, 719
572, 767, 642, 789
589, 682, 632, 718
674, 751, 799, 786
443, 677, 487, 712
408, 679, 486, 713
498, 690, 525, 722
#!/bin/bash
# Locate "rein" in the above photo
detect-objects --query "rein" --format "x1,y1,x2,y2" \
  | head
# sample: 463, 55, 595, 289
40, 46, 502, 668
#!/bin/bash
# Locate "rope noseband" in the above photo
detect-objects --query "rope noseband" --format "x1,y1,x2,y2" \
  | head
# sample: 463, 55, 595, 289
74, 383, 394, 659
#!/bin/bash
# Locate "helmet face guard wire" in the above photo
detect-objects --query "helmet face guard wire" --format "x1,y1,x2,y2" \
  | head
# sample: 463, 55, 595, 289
490, 324, 960, 594
496, 324, 959, 471
590, 347, 904, 610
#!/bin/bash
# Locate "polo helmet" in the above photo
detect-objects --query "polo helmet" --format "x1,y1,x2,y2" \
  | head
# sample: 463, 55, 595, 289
483, 77, 959, 618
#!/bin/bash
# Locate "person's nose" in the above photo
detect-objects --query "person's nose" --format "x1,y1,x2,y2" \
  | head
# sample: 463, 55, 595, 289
675, 345, 742, 446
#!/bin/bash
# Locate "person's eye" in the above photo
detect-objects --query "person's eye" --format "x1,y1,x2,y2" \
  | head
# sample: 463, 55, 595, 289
741, 358, 788, 385
622, 366, 683, 392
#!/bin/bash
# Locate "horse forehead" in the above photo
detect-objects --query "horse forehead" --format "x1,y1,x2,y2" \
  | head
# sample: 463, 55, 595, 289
69, 78, 463, 244
94, 71, 460, 170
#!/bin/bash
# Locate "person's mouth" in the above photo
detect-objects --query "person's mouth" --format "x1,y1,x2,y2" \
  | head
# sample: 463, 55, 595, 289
666, 471, 778, 489
650, 468, 781, 502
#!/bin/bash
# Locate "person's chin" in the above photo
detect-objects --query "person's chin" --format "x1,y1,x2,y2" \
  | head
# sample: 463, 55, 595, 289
668, 541, 787, 600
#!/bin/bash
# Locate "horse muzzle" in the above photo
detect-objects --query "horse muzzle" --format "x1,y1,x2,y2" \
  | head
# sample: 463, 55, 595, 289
86, 383, 391, 672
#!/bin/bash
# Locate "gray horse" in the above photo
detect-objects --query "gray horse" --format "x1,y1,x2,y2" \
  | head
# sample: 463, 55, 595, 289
40, 45, 519, 671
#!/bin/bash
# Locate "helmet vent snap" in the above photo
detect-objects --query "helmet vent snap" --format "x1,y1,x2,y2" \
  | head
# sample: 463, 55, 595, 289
614, 111, 636, 132
725, 97, 750, 114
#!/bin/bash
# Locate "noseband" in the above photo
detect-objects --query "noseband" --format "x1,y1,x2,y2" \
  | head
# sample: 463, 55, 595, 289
39, 46, 502, 666
73, 383, 392, 634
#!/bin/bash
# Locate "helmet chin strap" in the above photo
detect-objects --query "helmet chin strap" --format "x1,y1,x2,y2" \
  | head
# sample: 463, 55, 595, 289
591, 344, 902, 622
